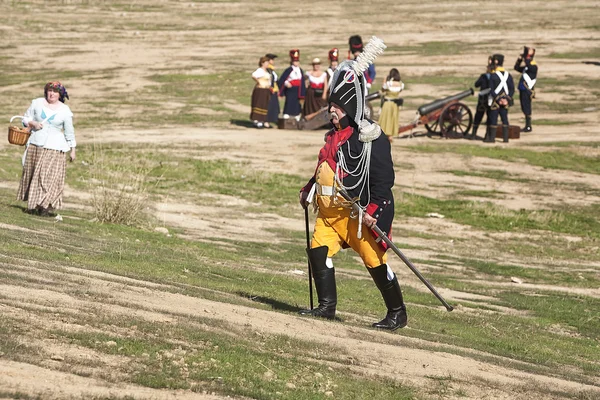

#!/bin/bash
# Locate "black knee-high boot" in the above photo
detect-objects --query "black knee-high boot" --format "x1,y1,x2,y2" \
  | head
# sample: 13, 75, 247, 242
469, 124, 479, 140
524, 116, 532, 132
368, 264, 407, 330
299, 246, 336, 320
502, 125, 509, 143
484, 125, 496, 143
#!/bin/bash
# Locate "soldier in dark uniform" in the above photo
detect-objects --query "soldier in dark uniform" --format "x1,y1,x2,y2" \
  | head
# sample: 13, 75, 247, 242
298, 37, 407, 331
348, 35, 376, 92
514, 47, 538, 132
265, 53, 280, 128
470, 56, 493, 140
485, 54, 515, 143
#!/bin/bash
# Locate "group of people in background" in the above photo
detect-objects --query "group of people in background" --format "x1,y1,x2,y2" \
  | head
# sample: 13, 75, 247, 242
250, 35, 389, 130
471, 47, 538, 143
251, 40, 538, 145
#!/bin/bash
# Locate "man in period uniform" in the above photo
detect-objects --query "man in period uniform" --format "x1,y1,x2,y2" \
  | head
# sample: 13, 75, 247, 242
514, 46, 538, 132
265, 53, 280, 127
298, 37, 407, 331
278, 49, 305, 121
326, 48, 339, 83
470, 56, 493, 140
484, 54, 515, 143
348, 35, 376, 91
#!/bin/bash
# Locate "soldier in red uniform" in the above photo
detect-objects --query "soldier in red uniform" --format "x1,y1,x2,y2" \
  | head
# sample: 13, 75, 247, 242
278, 49, 306, 120
326, 48, 339, 83
298, 37, 407, 331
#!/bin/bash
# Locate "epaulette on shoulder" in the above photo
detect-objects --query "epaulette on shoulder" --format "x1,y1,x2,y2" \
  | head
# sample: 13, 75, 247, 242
358, 119, 382, 142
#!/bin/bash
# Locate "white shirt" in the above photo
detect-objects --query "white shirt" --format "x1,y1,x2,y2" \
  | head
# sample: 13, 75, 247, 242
252, 68, 268, 79
22, 98, 75, 152
382, 80, 404, 93
287, 66, 303, 81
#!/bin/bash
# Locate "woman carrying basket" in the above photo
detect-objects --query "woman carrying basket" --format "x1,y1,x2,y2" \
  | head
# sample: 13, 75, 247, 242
17, 81, 76, 217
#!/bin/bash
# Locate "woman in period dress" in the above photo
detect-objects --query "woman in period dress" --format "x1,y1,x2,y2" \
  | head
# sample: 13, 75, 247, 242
302, 58, 328, 119
378, 68, 404, 142
17, 81, 76, 216
250, 56, 272, 128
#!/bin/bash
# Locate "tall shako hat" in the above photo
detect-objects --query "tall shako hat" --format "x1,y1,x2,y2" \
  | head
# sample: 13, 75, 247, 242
349, 35, 364, 53
523, 46, 535, 59
329, 36, 386, 127
492, 53, 505, 66
289, 49, 300, 62
328, 48, 339, 62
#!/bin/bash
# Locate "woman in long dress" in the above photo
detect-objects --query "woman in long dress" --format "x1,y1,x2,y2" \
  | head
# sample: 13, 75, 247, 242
250, 56, 272, 128
302, 58, 328, 119
18, 81, 76, 216
378, 68, 404, 142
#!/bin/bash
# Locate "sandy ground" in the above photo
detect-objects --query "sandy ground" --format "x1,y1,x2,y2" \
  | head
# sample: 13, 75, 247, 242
1, 0, 599, 399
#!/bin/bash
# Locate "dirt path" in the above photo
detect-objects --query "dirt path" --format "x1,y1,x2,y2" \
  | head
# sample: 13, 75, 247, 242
2, 258, 598, 400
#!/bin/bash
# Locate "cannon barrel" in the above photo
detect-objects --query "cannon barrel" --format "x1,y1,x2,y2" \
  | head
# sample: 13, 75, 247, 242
365, 92, 382, 102
417, 88, 474, 116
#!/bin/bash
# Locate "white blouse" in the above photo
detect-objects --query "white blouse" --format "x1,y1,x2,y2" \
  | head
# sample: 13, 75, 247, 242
382, 80, 404, 93
252, 68, 268, 79
252, 68, 272, 89
22, 98, 76, 152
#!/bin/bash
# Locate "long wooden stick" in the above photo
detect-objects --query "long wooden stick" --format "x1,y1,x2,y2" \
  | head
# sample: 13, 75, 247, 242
304, 207, 314, 310
338, 188, 453, 311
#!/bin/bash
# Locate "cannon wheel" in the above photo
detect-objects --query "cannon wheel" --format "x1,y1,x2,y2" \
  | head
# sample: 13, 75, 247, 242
439, 102, 473, 139
424, 120, 440, 135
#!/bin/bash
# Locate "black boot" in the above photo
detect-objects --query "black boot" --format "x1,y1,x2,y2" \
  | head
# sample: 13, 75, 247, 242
483, 125, 496, 143
502, 125, 509, 143
469, 124, 479, 140
368, 264, 407, 330
299, 246, 336, 320
524, 116, 532, 132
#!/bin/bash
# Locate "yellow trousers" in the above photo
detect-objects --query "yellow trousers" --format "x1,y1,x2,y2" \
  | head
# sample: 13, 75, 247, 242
310, 162, 386, 267
311, 206, 387, 268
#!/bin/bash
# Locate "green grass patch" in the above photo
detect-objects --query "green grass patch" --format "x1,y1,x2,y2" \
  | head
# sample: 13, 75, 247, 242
444, 169, 532, 183
396, 192, 600, 238
533, 118, 584, 126
548, 48, 600, 59
49, 318, 416, 399
454, 189, 507, 198
408, 142, 600, 175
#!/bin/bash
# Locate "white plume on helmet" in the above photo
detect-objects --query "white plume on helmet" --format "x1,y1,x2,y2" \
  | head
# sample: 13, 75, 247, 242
328, 36, 387, 141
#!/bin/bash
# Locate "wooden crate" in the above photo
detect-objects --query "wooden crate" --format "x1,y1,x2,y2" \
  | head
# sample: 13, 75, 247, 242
277, 117, 300, 130
495, 125, 521, 139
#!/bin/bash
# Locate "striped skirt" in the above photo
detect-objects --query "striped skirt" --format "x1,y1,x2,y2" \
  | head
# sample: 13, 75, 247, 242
17, 145, 67, 211
250, 87, 271, 122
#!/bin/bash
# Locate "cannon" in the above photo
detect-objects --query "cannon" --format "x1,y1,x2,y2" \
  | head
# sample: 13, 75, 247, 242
278, 92, 382, 130
398, 88, 474, 139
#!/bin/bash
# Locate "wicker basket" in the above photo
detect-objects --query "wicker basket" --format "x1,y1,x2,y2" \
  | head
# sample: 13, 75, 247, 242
8, 116, 31, 146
